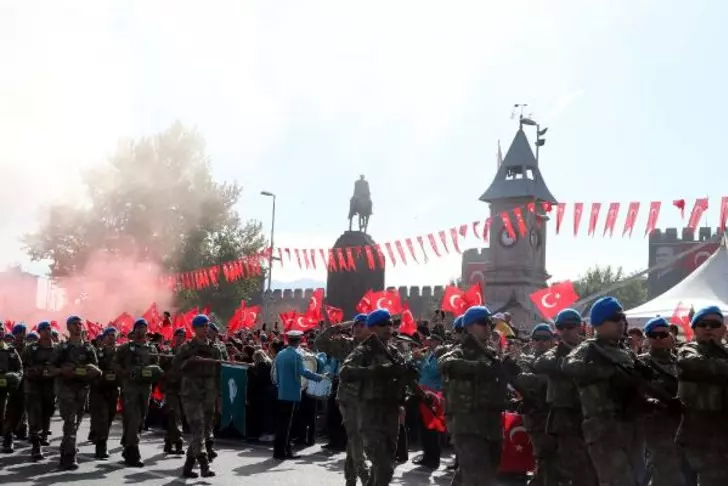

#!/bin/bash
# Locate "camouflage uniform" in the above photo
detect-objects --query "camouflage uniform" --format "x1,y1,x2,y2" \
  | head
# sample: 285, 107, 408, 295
209, 338, 228, 458
161, 346, 184, 454
51, 339, 98, 469
315, 326, 368, 486
438, 333, 507, 486
21, 340, 56, 458
340, 334, 415, 486
562, 338, 646, 486
5, 339, 27, 444
533, 341, 598, 486
114, 340, 158, 466
676, 341, 728, 486
515, 350, 558, 486
89, 342, 119, 459
0, 342, 23, 453
172, 337, 222, 478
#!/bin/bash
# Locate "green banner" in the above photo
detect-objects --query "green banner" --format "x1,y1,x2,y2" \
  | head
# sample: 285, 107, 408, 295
220, 363, 247, 436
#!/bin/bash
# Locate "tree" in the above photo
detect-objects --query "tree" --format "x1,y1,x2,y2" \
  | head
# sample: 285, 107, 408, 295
573, 265, 648, 312
25, 122, 265, 320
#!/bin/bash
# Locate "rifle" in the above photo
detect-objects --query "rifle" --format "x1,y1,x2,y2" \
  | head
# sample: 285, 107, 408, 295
589, 342, 678, 408
469, 334, 535, 402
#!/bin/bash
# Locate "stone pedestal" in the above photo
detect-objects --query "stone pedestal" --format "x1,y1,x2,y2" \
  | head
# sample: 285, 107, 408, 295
326, 231, 385, 319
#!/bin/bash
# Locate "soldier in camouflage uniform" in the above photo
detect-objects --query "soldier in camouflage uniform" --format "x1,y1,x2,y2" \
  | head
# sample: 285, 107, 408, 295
114, 318, 159, 467
89, 327, 120, 460
21, 321, 57, 460
0, 331, 23, 454
162, 328, 187, 455
340, 309, 417, 486
172, 314, 221, 478
514, 323, 557, 486
315, 313, 372, 486
51, 315, 100, 470
562, 297, 647, 486
438, 306, 508, 486
637, 316, 685, 486
676, 305, 728, 486
207, 322, 227, 460
533, 308, 598, 486
3, 323, 28, 452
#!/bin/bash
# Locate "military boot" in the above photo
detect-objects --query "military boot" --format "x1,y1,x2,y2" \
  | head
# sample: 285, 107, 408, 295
30, 438, 43, 460
173, 440, 185, 455
198, 454, 216, 478
124, 446, 144, 468
95, 440, 109, 459
1, 434, 13, 453
163, 439, 172, 454
182, 456, 198, 479
205, 439, 218, 461
39, 433, 50, 447
59, 454, 79, 471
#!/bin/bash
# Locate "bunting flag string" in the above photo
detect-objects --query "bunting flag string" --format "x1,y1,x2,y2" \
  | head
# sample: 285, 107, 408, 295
161, 197, 728, 289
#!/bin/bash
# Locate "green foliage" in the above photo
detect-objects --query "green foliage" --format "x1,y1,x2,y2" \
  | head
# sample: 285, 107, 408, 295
574, 265, 648, 311
24, 122, 265, 319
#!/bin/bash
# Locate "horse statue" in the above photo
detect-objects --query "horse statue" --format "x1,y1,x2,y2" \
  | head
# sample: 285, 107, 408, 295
349, 175, 373, 233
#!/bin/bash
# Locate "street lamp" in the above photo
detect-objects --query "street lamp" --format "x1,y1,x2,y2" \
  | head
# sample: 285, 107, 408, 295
261, 191, 276, 324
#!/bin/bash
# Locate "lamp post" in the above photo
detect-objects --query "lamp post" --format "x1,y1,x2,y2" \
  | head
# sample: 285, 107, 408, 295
261, 191, 276, 323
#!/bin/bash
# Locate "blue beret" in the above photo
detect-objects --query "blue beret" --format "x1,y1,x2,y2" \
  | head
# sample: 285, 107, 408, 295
453, 315, 464, 330
353, 313, 368, 323
366, 309, 391, 328
37, 321, 51, 332
102, 327, 117, 337
643, 317, 670, 334
174, 327, 186, 336
66, 315, 83, 326
26, 332, 39, 341
209, 323, 219, 333
133, 318, 148, 330
12, 323, 26, 335
462, 306, 492, 327
589, 297, 623, 327
531, 323, 554, 337
192, 314, 210, 328
554, 308, 582, 328
690, 305, 724, 328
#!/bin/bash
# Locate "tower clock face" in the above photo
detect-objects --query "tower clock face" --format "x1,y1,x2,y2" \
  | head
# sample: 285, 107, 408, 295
499, 228, 517, 248
530, 228, 541, 248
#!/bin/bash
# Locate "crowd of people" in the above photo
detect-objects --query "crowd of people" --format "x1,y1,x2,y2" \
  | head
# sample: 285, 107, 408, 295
0, 297, 727, 485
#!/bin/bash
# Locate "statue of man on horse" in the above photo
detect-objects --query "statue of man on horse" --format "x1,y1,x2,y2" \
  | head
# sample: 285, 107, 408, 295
349, 175, 373, 233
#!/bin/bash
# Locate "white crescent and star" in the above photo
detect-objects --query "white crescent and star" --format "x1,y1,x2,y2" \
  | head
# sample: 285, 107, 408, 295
449, 294, 464, 310
376, 297, 391, 309
541, 292, 559, 309
509, 425, 528, 443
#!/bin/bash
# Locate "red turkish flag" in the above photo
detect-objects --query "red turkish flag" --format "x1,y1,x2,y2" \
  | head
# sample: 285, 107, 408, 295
288, 312, 318, 332
687, 198, 709, 230
369, 290, 403, 315
573, 203, 584, 236
498, 412, 535, 474
529, 282, 579, 320
279, 311, 297, 331
555, 203, 566, 234
142, 303, 161, 333
670, 301, 694, 341
307, 288, 324, 321
449, 228, 463, 254
356, 290, 375, 314
589, 202, 603, 236
159, 316, 173, 341
324, 305, 344, 324
645, 201, 661, 236
240, 305, 260, 330
441, 286, 467, 315
419, 387, 446, 432
721, 197, 728, 232
85, 321, 102, 340
512, 208, 528, 237
228, 307, 243, 333
463, 282, 484, 307
501, 212, 516, 240
623, 201, 640, 237
112, 312, 135, 336
603, 202, 620, 237
398, 303, 418, 336
673, 199, 686, 218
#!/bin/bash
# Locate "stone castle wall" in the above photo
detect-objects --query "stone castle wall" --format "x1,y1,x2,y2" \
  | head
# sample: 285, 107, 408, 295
259, 285, 449, 325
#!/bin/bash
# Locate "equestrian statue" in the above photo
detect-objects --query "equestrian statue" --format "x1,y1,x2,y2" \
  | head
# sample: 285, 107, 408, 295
349, 175, 373, 233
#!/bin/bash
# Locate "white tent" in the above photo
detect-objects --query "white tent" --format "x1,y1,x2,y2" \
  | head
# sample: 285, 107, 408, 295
625, 235, 728, 326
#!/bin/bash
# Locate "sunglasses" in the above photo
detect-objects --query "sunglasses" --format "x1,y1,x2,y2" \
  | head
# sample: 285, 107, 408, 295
558, 324, 581, 331
531, 335, 552, 342
694, 320, 723, 329
609, 313, 627, 322
375, 320, 393, 328
647, 332, 670, 340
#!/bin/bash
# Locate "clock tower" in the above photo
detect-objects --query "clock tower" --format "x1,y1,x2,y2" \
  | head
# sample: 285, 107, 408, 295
478, 120, 557, 329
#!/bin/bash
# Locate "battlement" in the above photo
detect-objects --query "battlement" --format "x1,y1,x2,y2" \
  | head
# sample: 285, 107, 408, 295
462, 247, 488, 260
649, 227, 721, 243
259, 285, 447, 324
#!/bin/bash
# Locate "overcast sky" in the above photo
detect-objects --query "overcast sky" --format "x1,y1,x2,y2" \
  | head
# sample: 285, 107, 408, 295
1, 0, 726, 289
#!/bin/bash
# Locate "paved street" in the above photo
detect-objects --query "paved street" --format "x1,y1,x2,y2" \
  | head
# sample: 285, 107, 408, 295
0, 418, 457, 485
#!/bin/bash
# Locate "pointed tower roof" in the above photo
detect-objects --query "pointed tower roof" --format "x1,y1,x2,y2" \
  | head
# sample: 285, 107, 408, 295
479, 128, 557, 203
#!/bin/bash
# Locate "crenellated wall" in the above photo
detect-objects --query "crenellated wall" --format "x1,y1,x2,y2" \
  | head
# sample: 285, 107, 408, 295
647, 226, 721, 298
259, 285, 449, 325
